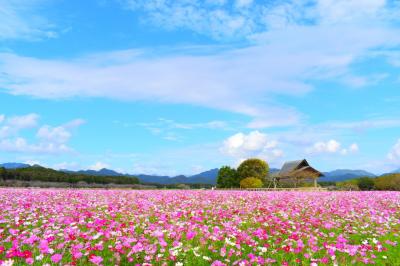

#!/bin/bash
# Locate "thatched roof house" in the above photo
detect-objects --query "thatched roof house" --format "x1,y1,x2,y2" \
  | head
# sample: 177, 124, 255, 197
272, 159, 323, 187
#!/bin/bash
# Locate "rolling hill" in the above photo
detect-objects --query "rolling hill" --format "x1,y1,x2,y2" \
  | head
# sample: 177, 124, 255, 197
320, 169, 376, 182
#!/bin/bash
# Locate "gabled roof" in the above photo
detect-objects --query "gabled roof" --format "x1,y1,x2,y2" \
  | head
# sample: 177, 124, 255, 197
279, 159, 309, 175
274, 159, 323, 178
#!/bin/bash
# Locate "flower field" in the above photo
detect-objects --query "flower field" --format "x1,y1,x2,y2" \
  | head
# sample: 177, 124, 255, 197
0, 189, 399, 266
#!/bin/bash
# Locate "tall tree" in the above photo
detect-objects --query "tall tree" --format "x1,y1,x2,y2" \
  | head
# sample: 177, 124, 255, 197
216, 166, 239, 188
237, 158, 269, 185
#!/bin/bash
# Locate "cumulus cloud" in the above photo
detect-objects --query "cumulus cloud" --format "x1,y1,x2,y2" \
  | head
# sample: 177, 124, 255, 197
37, 125, 72, 144
388, 139, 400, 162
307, 139, 359, 155
36, 118, 84, 144
221, 131, 283, 162
0, 115, 84, 155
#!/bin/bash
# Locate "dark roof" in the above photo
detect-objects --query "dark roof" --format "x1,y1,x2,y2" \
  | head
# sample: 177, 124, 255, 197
274, 159, 323, 178
279, 159, 309, 175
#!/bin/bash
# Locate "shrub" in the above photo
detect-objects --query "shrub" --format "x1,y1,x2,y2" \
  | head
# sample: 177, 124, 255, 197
240, 177, 263, 188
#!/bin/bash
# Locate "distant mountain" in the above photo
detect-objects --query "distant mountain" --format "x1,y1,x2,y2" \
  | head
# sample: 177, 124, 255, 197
0, 163, 30, 169
320, 169, 376, 182
136, 174, 176, 184
138, 168, 280, 185
75, 168, 122, 176
270, 168, 280, 173
8, 162, 370, 185
137, 172, 217, 185
189, 168, 219, 184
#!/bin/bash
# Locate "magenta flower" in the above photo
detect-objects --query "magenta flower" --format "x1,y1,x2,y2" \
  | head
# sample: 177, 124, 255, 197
186, 231, 196, 240
89, 255, 103, 265
51, 254, 62, 264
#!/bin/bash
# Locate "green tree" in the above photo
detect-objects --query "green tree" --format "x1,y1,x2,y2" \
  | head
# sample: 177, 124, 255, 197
216, 166, 239, 188
240, 177, 263, 188
357, 177, 375, 191
237, 158, 269, 185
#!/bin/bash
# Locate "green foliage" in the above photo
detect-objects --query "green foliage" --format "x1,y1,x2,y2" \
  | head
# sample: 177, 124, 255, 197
0, 166, 139, 185
318, 181, 336, 187
336, 179, 360, 190
237, 158, 269, 184
216, 166, 239, 188
357, 177, 375, 191
337, 175, 400, 191
374, 174, 400, 191
240, 177, 263, 188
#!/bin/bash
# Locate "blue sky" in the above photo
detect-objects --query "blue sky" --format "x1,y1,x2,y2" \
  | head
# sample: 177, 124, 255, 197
0, 0, 400, 175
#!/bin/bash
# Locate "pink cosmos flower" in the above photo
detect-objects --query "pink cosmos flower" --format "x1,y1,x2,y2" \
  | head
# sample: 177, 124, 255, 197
51, 254, 62, 264
89, 255, 103, 265
186, 231, 196, 240
211, 260, 226, 266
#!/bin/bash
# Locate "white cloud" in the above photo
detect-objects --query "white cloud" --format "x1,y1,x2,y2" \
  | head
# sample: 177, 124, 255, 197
0, 137, 72, 154
235, 0, 253, 8
1, 7, 399, 129
63, 118, 86, 128
6, 113, 39, 129
37, 125, 71, 144
0, 0, 57, 40
0, 116, 84, 155
326, 118, 400, 132
136, 118, 231, 140
316, 0, 386, 24
121, 0, 398, 39
308, 139, 341, 153
89, 162, 110, 171
123, 0, 256, 39
307, 139, 359, 155
221, 131, 283, 162
36, 118, 84, 144
0, 1, 399, 130
388, 139, 400, 162
0, 113, 39, 138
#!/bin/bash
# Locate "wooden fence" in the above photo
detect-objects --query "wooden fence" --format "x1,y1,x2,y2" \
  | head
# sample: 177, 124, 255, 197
215, 187, 328, 191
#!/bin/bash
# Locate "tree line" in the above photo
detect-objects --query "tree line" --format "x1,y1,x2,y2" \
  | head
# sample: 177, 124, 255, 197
0, 166, 140, 185
336, 174, 400, 191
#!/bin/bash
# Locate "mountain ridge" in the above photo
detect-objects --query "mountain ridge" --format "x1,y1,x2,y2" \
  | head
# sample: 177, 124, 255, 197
0, 162, 379, 184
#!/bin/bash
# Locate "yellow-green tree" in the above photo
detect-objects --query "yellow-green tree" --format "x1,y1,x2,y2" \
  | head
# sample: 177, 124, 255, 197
237, 158, 269, 185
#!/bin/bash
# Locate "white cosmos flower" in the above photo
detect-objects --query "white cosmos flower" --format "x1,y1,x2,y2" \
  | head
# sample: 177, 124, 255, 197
1, 259, 14, 266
